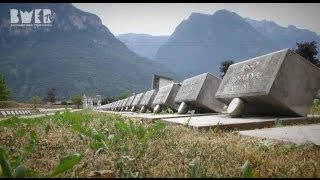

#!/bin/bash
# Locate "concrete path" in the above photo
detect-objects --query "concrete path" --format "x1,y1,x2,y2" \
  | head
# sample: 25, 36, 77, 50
0, 109, 83, 121
94, 110, 320, 131
161, 114, 320, 130
94, 110, 221, 120
239, 124, 320, 144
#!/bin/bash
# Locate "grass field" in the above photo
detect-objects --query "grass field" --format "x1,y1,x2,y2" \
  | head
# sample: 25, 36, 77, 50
0, 109, 319, 178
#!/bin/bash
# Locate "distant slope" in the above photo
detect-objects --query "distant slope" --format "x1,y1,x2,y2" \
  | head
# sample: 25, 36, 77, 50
155, 9, 320, 79
0, 3, 176, 102
245, 18, 320, 56
155, 10, 280, 79
117, 33, 169, 60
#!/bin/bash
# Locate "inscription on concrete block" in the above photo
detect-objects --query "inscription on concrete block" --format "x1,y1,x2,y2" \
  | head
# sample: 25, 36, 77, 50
175, 73, 225, 113
215, 49, 320, 117
152, 83, 181, 112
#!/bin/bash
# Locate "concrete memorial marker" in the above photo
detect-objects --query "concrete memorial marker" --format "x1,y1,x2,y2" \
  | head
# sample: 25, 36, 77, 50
112, 101, 118, 111
1, 111, 6, 117
125, 95, 136, 111
83, 94, 87, 109
215, 49, 320, 117
152, 83, 181, 113
139, 89, 158, 113
131, 93, 145, 112
111, 102, 116, 111
120, 98, 129, 111
175, 72, 225, 114
120, 99, 126, 111
116, 99, 122, 111
115, 100, 122, 111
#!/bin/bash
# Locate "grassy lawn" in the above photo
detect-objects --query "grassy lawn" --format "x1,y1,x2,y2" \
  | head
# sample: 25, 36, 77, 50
0, 109, 319, 178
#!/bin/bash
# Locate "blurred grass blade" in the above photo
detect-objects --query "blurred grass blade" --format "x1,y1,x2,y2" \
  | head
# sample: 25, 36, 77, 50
0, 147, 13, 177
241, 160, 254, 178
50, 153, 82, 177
30, 130, 38, 143
15, 166, 26, 178
45, 125, 51, 135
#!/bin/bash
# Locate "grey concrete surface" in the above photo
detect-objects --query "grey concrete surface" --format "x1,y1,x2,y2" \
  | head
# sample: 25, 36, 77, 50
239, 124, 320, 144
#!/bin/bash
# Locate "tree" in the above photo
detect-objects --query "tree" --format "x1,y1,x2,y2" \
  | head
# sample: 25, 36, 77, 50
0, 73, 10, 101
31, 96, 41, 109
118, 91, 129, 99
219, 60, 234, 78
101, 96, 114, 105
71, 95, 83, 109
293, 41, 320, 68
46, 87, 56, 104
61, 101, 68, 105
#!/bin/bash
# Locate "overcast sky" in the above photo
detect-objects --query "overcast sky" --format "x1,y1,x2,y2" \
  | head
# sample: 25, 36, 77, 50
72, 3, 320, 36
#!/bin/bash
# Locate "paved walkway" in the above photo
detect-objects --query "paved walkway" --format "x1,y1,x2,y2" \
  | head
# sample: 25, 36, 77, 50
0, 109, 83, 121
239, 124, 320, 144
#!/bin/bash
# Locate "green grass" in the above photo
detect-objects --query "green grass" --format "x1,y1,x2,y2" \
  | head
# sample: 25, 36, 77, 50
311, 99, 320, 115
0, 110, 319, 178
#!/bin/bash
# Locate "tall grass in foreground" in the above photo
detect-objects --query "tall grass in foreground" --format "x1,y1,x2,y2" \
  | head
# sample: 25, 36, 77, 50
0, 109, 319, 178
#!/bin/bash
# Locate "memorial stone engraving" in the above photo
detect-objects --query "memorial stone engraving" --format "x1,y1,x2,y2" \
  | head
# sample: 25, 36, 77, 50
215, 49, 320, 117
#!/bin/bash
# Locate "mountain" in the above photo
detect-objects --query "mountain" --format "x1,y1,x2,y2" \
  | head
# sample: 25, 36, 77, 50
244, 18, 320, 53
155, 9, 320, 79
117, 33, 169, 60
0, 3, 176, 102
155, 10, 280, 79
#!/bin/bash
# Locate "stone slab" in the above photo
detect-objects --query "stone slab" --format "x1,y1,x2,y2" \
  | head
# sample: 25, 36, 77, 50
120, 98, 129, 108
0, 111, 6, 117
139, 89, 158, 111
131, 93, 145, 108
125, 95, 136, 108
152, 83, 181, 112
121, 112, 221, 121
161, 114, 320, 131
239, 124, 320, 144
215, 49, 320, 117
114, 100, 121, 109
175, 72, 225, 113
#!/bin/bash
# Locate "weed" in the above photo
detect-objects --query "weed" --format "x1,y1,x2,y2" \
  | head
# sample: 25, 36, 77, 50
257, 139, 275, 152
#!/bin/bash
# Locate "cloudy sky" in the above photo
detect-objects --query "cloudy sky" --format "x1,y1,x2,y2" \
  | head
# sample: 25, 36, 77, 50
72, 3, 320, 36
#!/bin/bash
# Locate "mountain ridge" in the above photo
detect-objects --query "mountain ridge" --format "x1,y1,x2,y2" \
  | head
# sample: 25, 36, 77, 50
0, 3, 176, 102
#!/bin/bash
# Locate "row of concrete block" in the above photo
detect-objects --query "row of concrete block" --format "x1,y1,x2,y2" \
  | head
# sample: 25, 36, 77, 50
101, 49, 320, 117
0, 110, 32, 117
